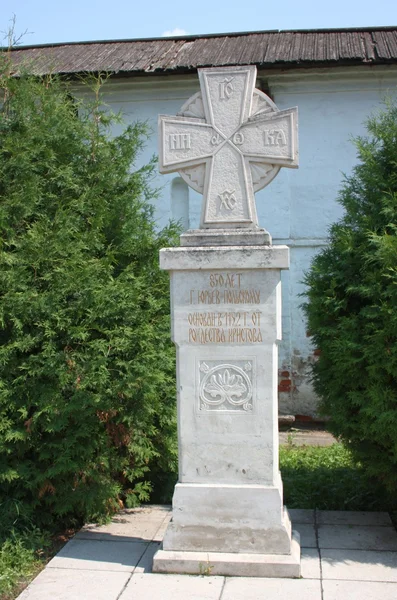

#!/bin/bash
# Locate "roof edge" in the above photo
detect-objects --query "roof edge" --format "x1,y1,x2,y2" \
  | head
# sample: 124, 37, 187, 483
4, 25, 397, 52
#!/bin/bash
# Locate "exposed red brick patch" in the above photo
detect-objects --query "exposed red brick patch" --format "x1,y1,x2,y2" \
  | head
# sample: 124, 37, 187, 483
278, 379, 292, 393
295, 414, 314, 422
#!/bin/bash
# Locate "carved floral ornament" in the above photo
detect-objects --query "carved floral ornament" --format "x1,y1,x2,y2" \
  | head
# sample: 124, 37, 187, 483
199, 361, 253, 412
159, 65, 299, 229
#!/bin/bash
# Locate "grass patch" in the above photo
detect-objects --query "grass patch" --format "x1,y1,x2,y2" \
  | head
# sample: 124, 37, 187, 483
280, 442, 395, 513
0, 528, 49, 600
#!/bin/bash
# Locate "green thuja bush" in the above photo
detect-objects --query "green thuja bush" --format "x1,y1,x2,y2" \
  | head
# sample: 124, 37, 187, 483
0, 57, 179, 529
303, 100, 397, 494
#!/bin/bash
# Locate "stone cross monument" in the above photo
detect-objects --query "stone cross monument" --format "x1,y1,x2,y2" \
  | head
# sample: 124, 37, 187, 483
159, 65, 297, 230
153, 65, 301, 577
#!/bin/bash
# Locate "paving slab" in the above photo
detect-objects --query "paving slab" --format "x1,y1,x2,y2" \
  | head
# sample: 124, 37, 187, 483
16, 568, 130, 600
76, 507, 171, 542
135, 542, 161, 573
47, 538, 148, 572
321, 549, 397, 582
75, 520, 163, 542
119, 573, 225, 599
153, 514, 172, 542
317, 511, 392, 526
323, 579, 397, 600
279, 430, 336, 447
294, 523, 317, 548
289, 509, 315, 524
318, 525, 397, 551
16, 506, 397, 600
122, 505, 171, 516
301, 548, 321, 579
221, 577, 322, 599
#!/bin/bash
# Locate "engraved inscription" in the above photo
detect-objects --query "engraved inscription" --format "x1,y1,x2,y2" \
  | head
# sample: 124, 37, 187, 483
169, 133, 191, 150
219, 77, 234, 100
211, 133, 223, 146
233, 132, 244, 145
219, 189, 236, 211
199, 361, 253, 412
264, 129, 287, 146
187, 272, 263, 344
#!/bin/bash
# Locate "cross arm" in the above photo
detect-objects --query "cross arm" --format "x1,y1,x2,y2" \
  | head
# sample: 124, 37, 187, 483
239, 107, 299, 168
159, 115, 219, 173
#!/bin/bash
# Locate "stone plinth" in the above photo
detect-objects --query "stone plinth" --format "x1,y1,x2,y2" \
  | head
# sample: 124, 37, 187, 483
180, 228, 272, 247
153, 244, 300, 577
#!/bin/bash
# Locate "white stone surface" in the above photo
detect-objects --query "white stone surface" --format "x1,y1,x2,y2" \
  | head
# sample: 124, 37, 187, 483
16, 568, 130, 600
161, 258, 288, 493
47, 539, 147, 572
180, 228, 271, 246
162, 483, 293, 554
119, 573, 225, 600
318, 525, 397, 551
159, 65, 298, 228
153, 532, 301, 577
160, 245, 289, 270
158, 237, 298, 571
322, 580, 397, 600
221, 577, 321, 599
321, 549, 397, 582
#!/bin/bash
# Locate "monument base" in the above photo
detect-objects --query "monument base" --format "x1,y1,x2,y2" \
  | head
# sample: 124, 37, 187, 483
153, 531, 301, 578
153, 478, 301, 578
161, 479, 294, 554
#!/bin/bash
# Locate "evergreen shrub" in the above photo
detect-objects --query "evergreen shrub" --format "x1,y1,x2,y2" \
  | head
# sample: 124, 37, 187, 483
303, 100, 397, 494
0, 57, 179, 528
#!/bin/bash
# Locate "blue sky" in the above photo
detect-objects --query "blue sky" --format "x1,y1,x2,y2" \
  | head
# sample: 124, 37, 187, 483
4, 0, 397, 46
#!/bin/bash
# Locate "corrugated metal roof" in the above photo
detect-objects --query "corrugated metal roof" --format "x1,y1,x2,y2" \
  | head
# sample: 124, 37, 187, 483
5, 27, 397, 77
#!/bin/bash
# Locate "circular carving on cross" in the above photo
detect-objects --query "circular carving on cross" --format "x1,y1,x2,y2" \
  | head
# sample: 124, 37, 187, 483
159, 65, 299, 229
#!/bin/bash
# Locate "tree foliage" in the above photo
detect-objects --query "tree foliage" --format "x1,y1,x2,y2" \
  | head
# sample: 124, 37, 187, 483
0, 57, 179, 529
303, 100, 397, 493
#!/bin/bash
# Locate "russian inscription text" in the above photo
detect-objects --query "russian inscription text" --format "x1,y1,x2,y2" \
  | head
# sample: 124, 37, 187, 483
219, 77, 234, 100
186, 271, 263, 345
169, 133, 191, 150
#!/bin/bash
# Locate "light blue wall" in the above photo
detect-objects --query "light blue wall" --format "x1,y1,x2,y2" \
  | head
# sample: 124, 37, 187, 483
94, 66, 397, 415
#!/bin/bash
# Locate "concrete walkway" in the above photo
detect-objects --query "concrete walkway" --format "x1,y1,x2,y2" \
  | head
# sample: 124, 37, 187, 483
17, 506, 397, 600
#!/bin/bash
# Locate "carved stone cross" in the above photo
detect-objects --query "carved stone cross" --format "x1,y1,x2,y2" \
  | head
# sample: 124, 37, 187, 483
159, 65, 298, 229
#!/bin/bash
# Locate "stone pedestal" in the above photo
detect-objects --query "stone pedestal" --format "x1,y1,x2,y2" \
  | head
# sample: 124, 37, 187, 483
153, 243, 301, 577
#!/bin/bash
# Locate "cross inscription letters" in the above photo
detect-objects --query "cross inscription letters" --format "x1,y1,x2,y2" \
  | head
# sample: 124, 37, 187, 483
159, 65, 298, 229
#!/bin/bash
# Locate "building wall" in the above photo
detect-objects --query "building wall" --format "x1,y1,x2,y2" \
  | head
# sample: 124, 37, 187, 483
93, 65, 397, 416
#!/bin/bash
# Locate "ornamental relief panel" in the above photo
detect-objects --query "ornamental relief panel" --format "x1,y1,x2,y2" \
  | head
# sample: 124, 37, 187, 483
198, 359, 255, 413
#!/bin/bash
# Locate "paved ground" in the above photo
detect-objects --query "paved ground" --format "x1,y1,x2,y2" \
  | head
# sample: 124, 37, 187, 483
279, 426, 337, 447
17, 505, 397, 599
